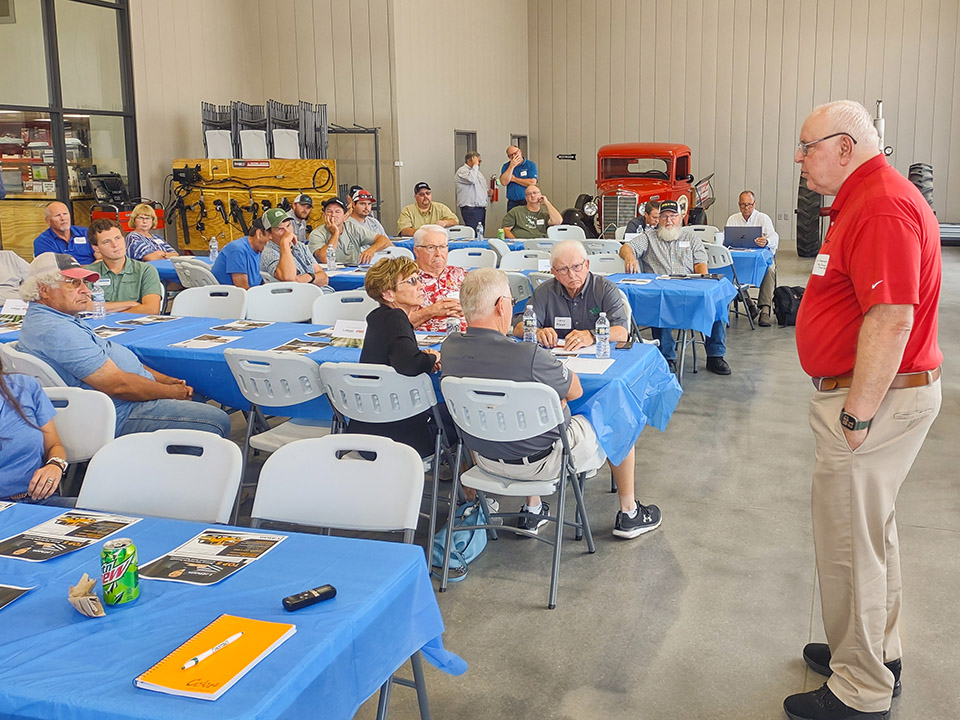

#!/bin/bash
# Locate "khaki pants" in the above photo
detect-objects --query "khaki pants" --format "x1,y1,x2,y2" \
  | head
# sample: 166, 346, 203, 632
758, 259, 776, 308
809, 380, 941, 712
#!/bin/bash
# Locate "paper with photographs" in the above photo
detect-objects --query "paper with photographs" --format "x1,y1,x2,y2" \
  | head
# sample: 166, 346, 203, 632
0, 510, 142, 562
209, 320, 275, 332
0, 585, 34, 613
115, 315, 180, 326
268, 338, 329, 355
139, 529, 286, 586
93, 325, 133, 339
169, 334, 240, 350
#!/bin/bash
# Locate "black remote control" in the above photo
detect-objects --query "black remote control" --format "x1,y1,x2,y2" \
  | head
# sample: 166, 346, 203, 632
282, 584, 337, 611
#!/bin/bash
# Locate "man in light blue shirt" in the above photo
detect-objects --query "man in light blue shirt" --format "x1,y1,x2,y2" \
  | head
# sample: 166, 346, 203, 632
18, 253, 231, 437
499, 146, 538, 211
211, 219, 269, 288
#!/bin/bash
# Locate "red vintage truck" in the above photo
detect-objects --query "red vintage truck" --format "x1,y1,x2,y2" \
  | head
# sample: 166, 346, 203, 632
561, 142, 714, 238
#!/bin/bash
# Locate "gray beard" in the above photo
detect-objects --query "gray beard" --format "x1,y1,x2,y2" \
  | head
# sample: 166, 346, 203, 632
657, 225, 682, 242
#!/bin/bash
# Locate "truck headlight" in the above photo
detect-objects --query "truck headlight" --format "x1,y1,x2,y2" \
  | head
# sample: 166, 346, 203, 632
583, 201, 598, 217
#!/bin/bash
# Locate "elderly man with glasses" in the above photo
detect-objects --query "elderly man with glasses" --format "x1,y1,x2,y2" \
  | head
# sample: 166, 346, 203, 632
724, 190, 779, 326
407, 224, 466, 332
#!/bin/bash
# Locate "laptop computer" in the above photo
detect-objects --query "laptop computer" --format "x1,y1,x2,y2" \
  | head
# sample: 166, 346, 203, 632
723, 225, 762, 248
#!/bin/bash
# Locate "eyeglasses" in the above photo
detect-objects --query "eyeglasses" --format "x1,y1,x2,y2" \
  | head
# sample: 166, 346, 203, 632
60, 277, 87, 289
738, 201, 755, 208
552, 261, 586, 275
796, 132, 858, 156
398, 275, 423, 287
414, 244, 448, 253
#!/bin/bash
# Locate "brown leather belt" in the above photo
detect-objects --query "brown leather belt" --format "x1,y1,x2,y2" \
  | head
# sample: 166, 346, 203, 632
812, 367, 941, 392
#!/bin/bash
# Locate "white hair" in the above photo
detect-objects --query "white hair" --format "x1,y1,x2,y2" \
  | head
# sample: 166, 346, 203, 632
460, 267, 510, 322
550, 239, 588, 264
19, 270, 63, 302
413, 224, 448, 246
813, 100, 880, 148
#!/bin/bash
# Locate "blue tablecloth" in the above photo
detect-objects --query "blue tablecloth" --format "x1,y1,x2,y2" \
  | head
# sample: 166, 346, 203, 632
724, 248, 774, 287
611, 274, 738, 335
393, 239, 522, 252
150, 257, 213, 284
0, 504, 463, 720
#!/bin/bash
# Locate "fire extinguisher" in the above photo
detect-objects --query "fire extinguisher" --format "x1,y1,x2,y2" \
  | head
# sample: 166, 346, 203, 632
489, 174, 499, 203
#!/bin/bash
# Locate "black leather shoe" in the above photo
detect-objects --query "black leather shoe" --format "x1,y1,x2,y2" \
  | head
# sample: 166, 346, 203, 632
706, 356, 731, 375
803, 643, 901, 698
784, 683, 889, 719
667, 359, 678, 374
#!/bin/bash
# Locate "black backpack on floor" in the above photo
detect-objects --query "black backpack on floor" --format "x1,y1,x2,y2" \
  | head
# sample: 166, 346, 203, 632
773, 286, 805, 327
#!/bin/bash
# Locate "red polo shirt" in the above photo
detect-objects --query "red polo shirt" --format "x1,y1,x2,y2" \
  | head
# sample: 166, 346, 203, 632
796, 154, 942, 378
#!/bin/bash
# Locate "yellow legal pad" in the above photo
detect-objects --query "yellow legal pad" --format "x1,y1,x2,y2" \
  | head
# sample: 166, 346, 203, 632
134, 614, 296, 701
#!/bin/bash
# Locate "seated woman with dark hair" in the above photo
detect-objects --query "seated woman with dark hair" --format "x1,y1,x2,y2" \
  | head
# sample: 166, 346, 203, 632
351, 256, 441, 457
0, 359, 72, 505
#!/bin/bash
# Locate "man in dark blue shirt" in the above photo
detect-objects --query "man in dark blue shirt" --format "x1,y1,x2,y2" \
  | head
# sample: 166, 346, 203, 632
499, 146, 538, 211
33, 202, 93, 264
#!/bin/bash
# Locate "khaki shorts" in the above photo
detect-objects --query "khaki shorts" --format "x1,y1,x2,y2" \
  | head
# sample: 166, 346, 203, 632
475, 415, 607, 481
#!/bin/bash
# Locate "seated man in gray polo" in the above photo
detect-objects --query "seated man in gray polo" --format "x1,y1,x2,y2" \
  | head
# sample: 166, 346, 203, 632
260, 207, 330, 288
442, 267, 661, 540
308, 197, 391, 265
514, 239, 629, 351
17, 253, 232, 438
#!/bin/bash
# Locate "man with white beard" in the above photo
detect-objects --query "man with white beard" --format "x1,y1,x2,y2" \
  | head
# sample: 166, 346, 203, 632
619, 200, 732, 375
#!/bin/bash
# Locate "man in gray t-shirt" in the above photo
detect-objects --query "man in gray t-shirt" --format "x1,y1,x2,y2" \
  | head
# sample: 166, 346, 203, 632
514, 240, 629, 351
308, 196, 390, 265
441, 268, 661, 540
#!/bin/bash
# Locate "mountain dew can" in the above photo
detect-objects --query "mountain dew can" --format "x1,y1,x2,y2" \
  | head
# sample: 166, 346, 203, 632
101, 538, 139, 605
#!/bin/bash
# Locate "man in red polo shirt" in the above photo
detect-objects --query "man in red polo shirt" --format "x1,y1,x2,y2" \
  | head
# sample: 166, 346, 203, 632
784, 100, 942, 720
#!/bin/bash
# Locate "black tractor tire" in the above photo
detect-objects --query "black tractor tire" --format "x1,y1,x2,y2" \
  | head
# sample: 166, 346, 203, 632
908, 163, 934, 208
687, 207, 707, 226
796, 176, 823, 257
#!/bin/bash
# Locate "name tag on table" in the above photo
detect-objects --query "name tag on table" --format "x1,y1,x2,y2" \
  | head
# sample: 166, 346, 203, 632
812, 254, 830, 276
1, 298, 29, 316
332, 319, 367, 339
73, 237, 87, 244
538, 259, 551, 271
555, 317, 572, 330
624, 233, 640, 243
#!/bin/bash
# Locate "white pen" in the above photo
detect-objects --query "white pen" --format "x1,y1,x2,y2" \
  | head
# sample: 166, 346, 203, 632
181, 632, 243, 670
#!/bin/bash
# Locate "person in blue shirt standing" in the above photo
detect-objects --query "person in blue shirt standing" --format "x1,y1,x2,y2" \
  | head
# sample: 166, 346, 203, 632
32, 202, 93, 264
210, 217, 270, 288
499, 145, 538, 211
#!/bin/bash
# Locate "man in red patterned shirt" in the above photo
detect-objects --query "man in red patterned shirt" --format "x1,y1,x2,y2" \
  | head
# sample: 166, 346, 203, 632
408, 225, 466, 332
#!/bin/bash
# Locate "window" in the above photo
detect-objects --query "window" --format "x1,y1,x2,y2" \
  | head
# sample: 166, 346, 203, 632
0, 0, 49, 106
600, 157, 669, 181
454, 130, 477, 169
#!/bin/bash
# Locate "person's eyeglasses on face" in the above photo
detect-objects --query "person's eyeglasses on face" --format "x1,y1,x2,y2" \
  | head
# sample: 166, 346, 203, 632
398, 275, 423, 287
552, 261, 586, 276
415, 244, 448, 254
796, 132, 858, 156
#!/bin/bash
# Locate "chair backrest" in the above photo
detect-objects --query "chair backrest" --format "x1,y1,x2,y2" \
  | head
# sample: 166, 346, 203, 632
487, 237, 511, 260
446, 224, 475, 239
528, 271, 553, 289
0, 342, 65, 387
503, 271, 533, 303
617, 287, 633, 327
499, 250, 549, 272
614, 225, 627, 240
582, 239, 623, 255
223, 348, 326, 409
251, 434, 424, 533
688, 225, 721, 245
43, 387, 116, 463
170, 257, 219, 288
311, 290, 378, 324
171, 285, 248, 319
372, 246, 414, 262
318, 362, 438, 426
546, 224, 587, 240
522, 240, 556, 252
441, 377, 565, 446
589, 253, 626, 274
245, 282, 324, 322
704, 242, 733, 270
78, 429, 242, 524
447, 247, 497, 269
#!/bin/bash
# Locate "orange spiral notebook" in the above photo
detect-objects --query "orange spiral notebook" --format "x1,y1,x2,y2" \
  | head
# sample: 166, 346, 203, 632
134, 614, 296, 701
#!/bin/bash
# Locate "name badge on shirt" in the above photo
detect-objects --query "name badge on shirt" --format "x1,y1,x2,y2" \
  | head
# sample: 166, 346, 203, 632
73, 237, 88, 245
812, 254, 830, 276
97, 278, 111, 287
519, 171, 527, 177
536, 218, 545, 225
679, 241, 690, 248
555, 317, 572, 330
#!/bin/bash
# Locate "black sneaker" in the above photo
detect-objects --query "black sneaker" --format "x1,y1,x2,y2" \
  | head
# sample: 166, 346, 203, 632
706, 356, 732, 375
667, 359, 678, 374
612, 502, 662, 539
803, 643, 901, 698
784, 683, 889, 719
517, 502, 550, 534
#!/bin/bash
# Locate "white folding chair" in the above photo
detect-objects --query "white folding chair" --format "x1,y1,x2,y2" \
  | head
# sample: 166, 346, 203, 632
245, 282, 324, 322
318, 361, 455, 558
582, 239, 623, 255
447, 247, 497, 269
522, 240, 556, 252
439, 377, 595, 609
77, 429, 242, 524
250, 433, 431, 719
614, 226, 627, 240
372, 246, 415, 261
0, 342, 65, 387
445, 225, 475, 239
688, 225, 721, 245
705, 243, 756, 330
43, 386, 116, 497
170, 256, 219, 288
311, 290, 377, 324
589, 253, 625, 274
503, 271, 533, 304
499, 250, 549, 272
546, 224, 586, 240
171, 285, 248, 319
488, 237, 512, 260
528, 271, 553, 289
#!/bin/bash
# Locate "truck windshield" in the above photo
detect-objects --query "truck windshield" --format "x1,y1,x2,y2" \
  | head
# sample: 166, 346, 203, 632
600, 157, 669, 180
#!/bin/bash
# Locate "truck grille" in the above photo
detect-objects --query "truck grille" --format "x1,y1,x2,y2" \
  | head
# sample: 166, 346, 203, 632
600, 191, 638, 238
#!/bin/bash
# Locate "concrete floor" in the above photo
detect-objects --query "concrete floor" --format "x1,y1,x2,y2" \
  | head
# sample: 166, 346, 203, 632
341, 245, 960, 720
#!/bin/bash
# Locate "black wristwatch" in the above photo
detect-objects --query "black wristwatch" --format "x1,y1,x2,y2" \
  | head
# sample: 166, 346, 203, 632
839, 408, 871, 431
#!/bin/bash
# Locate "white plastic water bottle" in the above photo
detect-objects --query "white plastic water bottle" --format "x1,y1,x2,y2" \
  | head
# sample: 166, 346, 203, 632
208, 235, 219, 263
91, 284, 106, 319
446, 316, 460, 336
327, 241, 337, 272
522, 305, 537, 343
595, 312, 610, 359
476, 221, 484, 239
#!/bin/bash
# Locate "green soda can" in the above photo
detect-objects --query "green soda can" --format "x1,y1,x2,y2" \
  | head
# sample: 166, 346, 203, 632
497, 228, 505, 240
101, 538, 140, 605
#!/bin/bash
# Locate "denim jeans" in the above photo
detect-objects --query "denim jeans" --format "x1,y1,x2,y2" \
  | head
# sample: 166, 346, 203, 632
13, 494, 77, 508
652, 320, 726, 360
118, 399, 232, 437
459, 206, 486, 232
